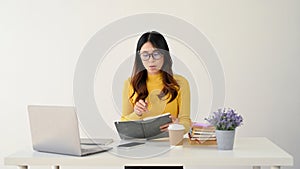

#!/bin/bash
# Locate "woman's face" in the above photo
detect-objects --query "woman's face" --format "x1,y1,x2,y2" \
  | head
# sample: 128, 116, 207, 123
139, 42, 164, 75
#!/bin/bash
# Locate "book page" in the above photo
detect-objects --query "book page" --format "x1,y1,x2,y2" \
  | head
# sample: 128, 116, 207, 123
143, 112, 171, 121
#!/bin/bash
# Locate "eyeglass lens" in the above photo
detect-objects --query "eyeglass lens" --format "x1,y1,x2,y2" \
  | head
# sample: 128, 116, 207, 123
140, 50, 162, 61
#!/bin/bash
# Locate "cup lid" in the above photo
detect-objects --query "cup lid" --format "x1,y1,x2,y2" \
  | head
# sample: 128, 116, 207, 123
168, 124, 185, 130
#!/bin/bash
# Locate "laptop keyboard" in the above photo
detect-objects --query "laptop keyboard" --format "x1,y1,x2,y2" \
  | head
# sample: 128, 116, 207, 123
81, 146, 111, 154
81, 148, 91, 153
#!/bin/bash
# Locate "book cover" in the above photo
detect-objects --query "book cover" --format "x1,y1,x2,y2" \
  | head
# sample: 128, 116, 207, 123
115, 113, 172, 139
188, 139, 217, 145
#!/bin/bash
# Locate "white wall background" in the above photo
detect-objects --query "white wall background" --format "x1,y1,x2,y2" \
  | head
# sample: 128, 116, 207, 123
1, 0, 299, 169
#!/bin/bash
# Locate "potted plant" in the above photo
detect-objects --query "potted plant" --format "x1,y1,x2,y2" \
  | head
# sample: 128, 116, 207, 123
205, 108, 243, 150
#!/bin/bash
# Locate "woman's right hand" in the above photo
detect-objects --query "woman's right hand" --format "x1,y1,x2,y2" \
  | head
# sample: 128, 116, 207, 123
134, 99, 148, 116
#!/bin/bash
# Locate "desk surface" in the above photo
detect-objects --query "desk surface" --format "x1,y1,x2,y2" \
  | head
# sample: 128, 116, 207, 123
4, 137, 293, 167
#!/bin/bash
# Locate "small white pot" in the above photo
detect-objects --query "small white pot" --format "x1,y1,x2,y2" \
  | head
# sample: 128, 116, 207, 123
215, 130, 236, 150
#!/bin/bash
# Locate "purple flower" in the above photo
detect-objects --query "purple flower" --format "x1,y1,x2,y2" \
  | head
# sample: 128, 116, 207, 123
205, 108, 243, 130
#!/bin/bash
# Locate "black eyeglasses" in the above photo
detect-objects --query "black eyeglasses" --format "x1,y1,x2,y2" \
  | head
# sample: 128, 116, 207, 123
139, 50, 163, 61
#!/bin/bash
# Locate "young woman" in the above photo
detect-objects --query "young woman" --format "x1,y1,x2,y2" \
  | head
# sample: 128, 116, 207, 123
121, 31, 191, 133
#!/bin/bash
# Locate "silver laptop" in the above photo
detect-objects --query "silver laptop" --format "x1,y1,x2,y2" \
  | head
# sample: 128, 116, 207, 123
28, 105, 112, 156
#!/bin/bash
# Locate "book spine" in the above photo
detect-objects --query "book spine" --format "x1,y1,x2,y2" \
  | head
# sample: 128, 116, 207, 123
141, 123, 146, 138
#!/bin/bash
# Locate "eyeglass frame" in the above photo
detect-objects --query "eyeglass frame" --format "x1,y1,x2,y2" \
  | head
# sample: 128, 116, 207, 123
138, 49, 164, 61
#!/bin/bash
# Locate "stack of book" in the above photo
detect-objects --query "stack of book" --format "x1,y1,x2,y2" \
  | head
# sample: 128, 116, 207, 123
188, 122, 217, 145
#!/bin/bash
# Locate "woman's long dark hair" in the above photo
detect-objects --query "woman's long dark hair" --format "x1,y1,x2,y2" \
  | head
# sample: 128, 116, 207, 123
130, 31, 179, 104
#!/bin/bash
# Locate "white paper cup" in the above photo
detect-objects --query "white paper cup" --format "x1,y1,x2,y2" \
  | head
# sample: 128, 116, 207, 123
168, 124, 185, 146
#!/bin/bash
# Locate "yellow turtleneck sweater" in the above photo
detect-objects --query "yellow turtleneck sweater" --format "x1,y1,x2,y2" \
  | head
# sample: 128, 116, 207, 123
121, 73, 191, 133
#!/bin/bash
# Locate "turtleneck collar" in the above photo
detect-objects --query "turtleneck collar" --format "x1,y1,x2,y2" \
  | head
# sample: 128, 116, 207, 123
147, 72, 163, 82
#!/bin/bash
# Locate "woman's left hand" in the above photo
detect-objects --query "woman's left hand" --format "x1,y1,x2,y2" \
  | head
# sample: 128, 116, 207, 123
160, 116, 178, 132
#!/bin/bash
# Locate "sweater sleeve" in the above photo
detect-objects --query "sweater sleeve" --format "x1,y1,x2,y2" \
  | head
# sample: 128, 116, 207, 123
177, 76, 192, 133
121, 79, 142, 121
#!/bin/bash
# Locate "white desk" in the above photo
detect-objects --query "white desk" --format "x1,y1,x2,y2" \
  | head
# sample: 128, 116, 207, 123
4, 137, 293, 169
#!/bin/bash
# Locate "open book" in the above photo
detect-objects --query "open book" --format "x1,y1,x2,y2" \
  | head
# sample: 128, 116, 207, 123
114, 113, 172, 140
